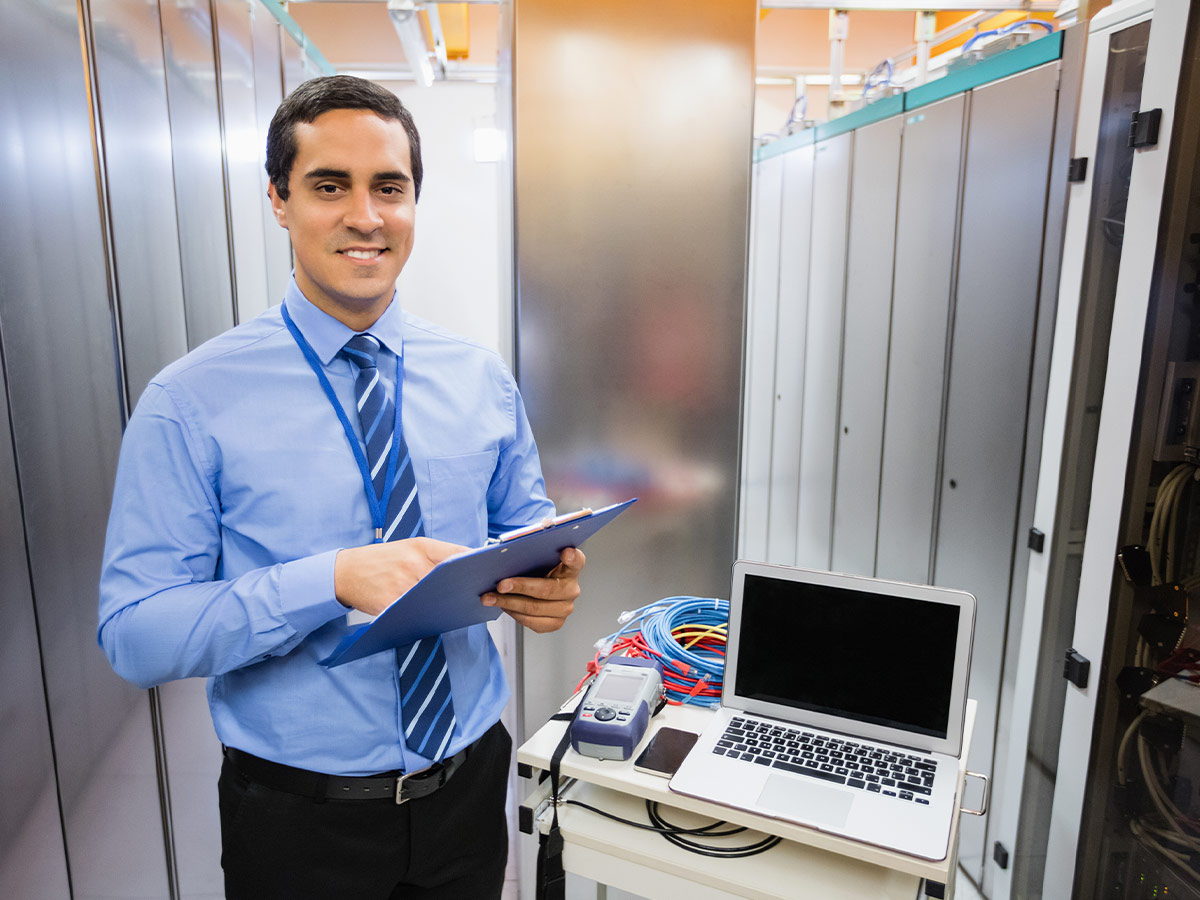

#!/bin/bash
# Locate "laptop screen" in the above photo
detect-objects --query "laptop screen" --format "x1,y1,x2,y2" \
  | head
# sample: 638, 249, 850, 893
734, 573, 960, 739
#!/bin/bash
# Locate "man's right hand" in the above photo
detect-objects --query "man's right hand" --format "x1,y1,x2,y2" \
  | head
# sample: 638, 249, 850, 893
334, 537, 468, 616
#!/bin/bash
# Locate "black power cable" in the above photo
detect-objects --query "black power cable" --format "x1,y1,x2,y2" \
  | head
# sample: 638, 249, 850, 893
561, 798, 782, 858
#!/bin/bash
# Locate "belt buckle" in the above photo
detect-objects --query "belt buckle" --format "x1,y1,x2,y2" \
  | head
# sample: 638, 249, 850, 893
395, 771, 414, 804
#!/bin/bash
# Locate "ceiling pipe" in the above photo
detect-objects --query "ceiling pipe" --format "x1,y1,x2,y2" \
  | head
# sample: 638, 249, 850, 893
386, 0, 436, 87
914, 10, 937, 85
762, 0, 1056, 9
828, 9, 849, 112
424, 3, 451, 74
883, 10, 992, 75
338, 63, 499, 84
288, 0, 499, 4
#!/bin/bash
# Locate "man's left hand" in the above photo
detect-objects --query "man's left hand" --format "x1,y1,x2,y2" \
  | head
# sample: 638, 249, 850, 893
481, 547, 585, 633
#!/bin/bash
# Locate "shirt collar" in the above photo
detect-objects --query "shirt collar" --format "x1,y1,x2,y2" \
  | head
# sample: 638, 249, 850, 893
282, 275, 406, 366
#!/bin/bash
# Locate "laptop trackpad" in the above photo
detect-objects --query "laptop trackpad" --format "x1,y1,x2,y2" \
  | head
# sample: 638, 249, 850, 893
757, 774, 854, 828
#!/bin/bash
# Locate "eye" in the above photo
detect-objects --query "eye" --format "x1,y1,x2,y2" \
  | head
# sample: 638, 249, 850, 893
316, 183, 340, 194
378, 185, 404, 197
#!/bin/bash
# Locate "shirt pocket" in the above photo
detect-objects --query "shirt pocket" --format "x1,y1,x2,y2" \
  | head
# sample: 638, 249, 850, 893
426, 450, 498, 546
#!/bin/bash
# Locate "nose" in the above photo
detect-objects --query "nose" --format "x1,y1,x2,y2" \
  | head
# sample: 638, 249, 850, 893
343, 187, 384, 233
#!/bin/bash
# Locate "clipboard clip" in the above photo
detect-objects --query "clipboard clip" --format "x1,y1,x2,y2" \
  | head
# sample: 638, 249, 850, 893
488, 508, 594, 545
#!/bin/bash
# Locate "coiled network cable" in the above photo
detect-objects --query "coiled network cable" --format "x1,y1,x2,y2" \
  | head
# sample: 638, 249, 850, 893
576, 595, 729, 707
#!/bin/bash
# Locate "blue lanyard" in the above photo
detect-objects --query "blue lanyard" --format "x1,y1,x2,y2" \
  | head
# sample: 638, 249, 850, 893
281, 303, 403, 543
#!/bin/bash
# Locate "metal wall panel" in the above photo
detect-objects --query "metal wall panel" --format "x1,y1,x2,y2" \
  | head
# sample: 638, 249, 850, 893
796, 132, 852, 569
934, 64, 1060, 881
831, 115, 902, 577
251, 4, 291, 306
766, 145, 815, 565
282, 27, 308, 95
91, 10, 200, 892
90, 0, 189, 403
160, 0, 237, 347
0, 1, 172, 896
741, 157, 784, 562
876, 94, 966, 584
215, 0, 272, 323
0, 369, 71, 899
514, 0, 754, 735
160, 677, 224, 899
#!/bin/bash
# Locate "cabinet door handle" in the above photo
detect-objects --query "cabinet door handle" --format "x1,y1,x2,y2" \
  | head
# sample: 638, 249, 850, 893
961, 771, 990, 816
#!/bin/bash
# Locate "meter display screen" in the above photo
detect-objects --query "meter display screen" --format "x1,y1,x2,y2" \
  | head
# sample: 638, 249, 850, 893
597, 671, 644, 702
571, 659, 661, 760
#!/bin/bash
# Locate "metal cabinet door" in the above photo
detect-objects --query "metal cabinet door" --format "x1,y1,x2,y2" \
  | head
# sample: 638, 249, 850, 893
767, 144, 815, 566
215, 0, 272, 324
0, 371, 72, 899
933, 61, 1060, 883
160, 0, 237, 348
876, 94, 966, 584
831, 115, 902, 578
251, 3, 292, 307
282, 26, 308, 95
0, 1, 172, 896
90, 0, 189, 403
796, 131, 852, 569
740, 156, 785, 562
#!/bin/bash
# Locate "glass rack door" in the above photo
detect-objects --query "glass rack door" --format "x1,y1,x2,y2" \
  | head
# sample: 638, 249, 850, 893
1008, 16, 1151, 900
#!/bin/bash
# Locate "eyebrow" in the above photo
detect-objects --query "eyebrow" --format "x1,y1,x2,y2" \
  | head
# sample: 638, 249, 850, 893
373, 170, 411, 184
304, 167, 349, 181
303, 167, 411, 184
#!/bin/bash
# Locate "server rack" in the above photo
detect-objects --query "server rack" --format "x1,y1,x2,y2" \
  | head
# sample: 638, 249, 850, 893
0, 2, 329, 895
742, 28, 1081, 890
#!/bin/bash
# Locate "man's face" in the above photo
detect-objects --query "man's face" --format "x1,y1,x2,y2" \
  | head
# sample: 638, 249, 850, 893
269, 108, 416, 327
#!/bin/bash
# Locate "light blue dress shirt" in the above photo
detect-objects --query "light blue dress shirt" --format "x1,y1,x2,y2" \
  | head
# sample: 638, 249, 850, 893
99, 279, 554, 775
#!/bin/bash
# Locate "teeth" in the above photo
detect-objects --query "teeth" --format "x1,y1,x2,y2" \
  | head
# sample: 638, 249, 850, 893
344, 249, 382, 260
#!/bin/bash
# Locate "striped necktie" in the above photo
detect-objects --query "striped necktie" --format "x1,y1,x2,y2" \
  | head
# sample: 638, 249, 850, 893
343, 333, 456, 762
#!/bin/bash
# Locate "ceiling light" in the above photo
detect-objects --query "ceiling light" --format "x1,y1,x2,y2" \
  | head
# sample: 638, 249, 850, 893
474, 127, 504, 163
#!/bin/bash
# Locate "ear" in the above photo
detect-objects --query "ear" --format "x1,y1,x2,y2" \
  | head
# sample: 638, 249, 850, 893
267, 183, 289, 229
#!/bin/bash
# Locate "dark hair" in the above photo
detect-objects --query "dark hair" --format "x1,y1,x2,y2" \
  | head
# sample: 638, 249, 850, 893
266, 75, 423, 202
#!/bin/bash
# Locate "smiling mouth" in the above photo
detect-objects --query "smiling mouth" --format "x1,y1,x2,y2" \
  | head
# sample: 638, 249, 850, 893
340, 249, 386, 260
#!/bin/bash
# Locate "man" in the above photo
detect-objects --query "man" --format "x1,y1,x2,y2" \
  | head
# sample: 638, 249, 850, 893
98, 75, 583, 899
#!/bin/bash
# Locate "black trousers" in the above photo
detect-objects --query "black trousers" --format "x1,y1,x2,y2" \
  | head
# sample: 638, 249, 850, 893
218, 721, 512, 900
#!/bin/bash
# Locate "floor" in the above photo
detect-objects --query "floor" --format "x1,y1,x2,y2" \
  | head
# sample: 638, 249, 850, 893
955, 866, 986, 900
507, 864, 990, 899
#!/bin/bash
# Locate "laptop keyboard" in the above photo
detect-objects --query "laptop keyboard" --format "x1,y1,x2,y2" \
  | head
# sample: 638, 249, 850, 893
715, 716, 936, 804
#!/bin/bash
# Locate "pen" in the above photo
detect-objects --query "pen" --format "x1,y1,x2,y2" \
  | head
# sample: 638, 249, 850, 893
489, 507, 594, 544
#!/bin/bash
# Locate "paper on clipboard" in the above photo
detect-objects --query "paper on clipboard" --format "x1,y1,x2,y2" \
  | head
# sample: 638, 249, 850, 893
319, 498, 636, 667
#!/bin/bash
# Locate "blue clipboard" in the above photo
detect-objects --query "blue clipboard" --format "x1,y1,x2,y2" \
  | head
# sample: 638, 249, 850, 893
320, 498, 637, 667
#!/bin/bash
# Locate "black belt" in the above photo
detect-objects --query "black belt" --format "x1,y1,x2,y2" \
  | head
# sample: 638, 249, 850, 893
224, 742, 472, 804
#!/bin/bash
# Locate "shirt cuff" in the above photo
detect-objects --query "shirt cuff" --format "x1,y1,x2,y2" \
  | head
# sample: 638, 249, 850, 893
278, 548, 347, 636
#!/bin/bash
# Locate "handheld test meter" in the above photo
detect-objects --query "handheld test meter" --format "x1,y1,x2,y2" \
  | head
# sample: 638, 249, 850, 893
569, 656, 663, 761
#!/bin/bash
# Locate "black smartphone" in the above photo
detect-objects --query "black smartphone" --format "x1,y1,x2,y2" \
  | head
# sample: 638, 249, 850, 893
632, 727, 699, 778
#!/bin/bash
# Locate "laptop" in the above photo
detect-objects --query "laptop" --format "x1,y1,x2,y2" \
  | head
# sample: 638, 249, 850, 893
668, 560, 976, 861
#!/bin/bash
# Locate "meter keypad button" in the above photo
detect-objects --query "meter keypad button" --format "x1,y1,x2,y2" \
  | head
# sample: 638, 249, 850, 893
594, 707, 617, 722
